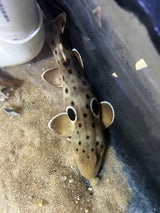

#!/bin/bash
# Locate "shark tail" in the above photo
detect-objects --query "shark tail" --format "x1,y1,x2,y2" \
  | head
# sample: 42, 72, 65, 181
47, 12, 66, 51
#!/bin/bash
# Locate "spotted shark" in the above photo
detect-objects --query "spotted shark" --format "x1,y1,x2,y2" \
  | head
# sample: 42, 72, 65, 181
41, 13, 115, 179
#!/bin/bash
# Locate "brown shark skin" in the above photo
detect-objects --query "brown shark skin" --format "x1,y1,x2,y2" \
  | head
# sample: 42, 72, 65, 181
47, 13, 113, 179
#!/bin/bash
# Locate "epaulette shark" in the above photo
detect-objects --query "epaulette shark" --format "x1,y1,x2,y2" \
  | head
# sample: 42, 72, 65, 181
41, 13, 115, 179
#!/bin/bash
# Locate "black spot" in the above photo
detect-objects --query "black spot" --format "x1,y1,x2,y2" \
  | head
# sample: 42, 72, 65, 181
63, 59, 70, 67
92, 123, 95, 128
96, 141, 99, 146
68, 69, 73, 74
51, 39, 54, 45
82, 150, 85, 153
71, 101, 75, 106
86, 94, 90, 99
100, 145, 103, 149
91, 148, 94, 152
77, 131, 79, 134
63, 76, 65, 81
87, 156, 90, 159
73, 86, 76, 90
65, 88, 68, 93
67, 108, 76, 121
78, 141, 81, 145
76, 148, 78, 152
79, 123, 82, 128
91, 99, 99, 116
82, 80, 87, 86
86, 135, 90, 139
86, 104, 89, 109
83, 113, 87, 118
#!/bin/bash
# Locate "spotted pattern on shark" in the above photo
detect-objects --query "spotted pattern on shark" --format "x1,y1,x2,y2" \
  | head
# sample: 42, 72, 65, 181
41, 13, 115, 179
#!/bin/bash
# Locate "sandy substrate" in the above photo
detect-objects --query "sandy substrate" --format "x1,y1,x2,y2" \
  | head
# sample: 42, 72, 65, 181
0, 44, 131, 212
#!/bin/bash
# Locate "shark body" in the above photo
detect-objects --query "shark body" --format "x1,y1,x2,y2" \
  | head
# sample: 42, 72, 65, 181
42, 13, 114, 179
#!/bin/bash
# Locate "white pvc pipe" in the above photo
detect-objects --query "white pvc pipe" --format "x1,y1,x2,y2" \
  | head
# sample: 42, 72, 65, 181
0, 0, 45, 66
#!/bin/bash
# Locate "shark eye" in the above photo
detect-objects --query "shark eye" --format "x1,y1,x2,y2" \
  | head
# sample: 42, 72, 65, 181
90, 98, 99, 117
66, 106, 77, 122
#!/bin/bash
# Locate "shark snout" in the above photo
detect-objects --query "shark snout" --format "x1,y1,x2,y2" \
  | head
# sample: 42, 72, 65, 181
76, 152, 102, 179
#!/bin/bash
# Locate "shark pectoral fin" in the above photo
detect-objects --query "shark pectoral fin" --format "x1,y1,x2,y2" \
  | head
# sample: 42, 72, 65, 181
100, 101, 115, 129
41, 67, 63, 87
48, 112, 74, 136
72, 48, 84, 69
